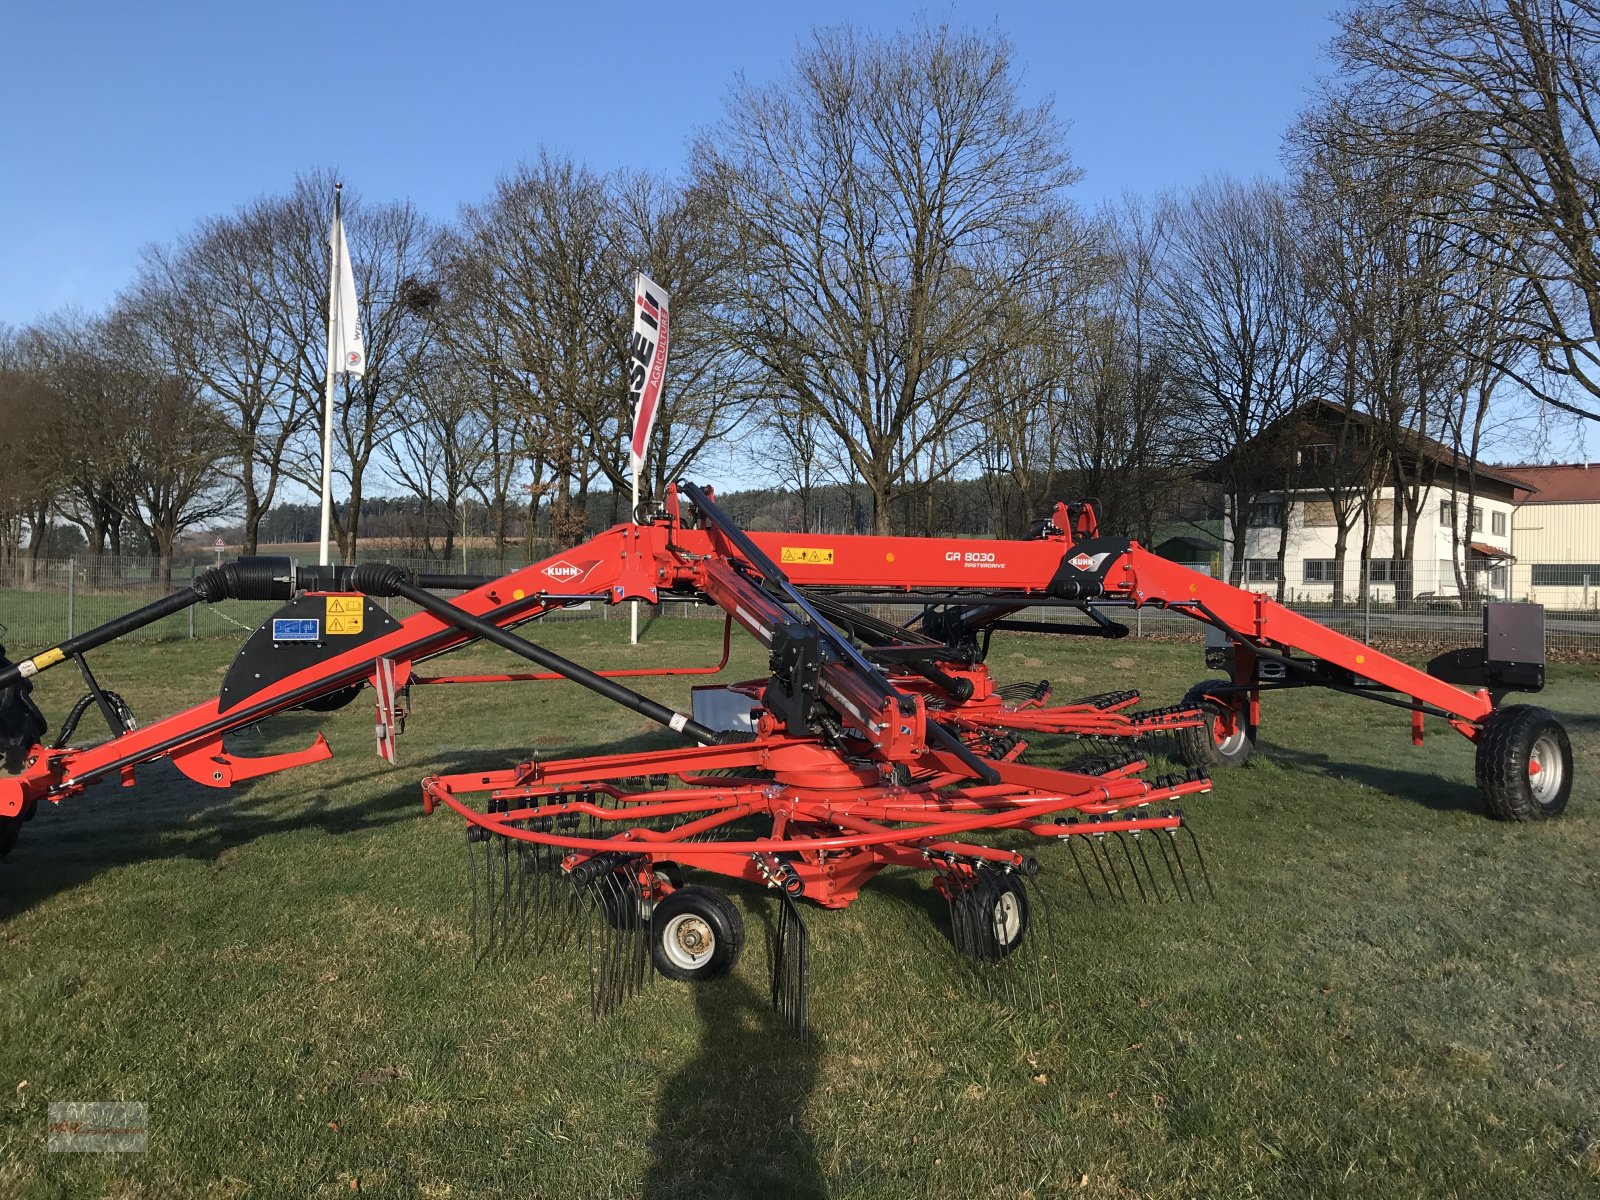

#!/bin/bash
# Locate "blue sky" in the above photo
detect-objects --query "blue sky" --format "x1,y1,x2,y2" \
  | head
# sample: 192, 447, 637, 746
1, 1, 1336, 326
5, 1, 1591, 463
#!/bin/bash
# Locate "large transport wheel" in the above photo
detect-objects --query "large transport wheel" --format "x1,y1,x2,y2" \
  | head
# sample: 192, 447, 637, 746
1174, 679, 1256, 770
1476, 705, 1573, 822
651, 885, 745, 982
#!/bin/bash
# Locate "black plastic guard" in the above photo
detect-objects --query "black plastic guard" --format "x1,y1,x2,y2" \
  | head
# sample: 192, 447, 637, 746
0, 645, 47, 770
218, 594, 404, 714
1426, 604, 1545, 695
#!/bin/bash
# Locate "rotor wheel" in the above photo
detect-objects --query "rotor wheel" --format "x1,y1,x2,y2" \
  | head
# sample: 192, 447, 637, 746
959, 870, 1030, 962
1476, 705, 1573, 822
1175, 679, 1255, 770
650, 885, 745, 982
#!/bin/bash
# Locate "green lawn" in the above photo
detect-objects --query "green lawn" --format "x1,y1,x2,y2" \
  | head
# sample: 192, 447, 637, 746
0, 618, 1596, 1199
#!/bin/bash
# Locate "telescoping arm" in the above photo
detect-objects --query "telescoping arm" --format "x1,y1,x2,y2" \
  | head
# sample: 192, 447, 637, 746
696, 507, 1505, 735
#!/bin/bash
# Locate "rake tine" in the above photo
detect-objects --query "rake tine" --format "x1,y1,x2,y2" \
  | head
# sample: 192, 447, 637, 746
485, 831, 504, 956
603, 874, 625, 1014
631, 869, 652, 1001
1113, 833, 1148, 902
1095, 836, 1129, 902
466, 828, 482, 960
627, 867, 648, 1003
582, 875, 603, 1019
769, 891, 811, 1039
604, 871, 635, 1012
595, 873, 619, 1013
1153, 827, 1190, 902
1164, 829, 1198, 902
1023, 872, 1060, 1005
1065, 836, 1099, 903
512, 835, 533, 953
557, 864, 582, 955
1132, 832, 1166, 903
498, 829, 514, 950
1004, 878, 1037, 1008
1183, 823, 1216, 899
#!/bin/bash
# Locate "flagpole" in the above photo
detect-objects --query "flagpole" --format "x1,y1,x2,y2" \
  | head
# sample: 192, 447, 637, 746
319, 184, 341, 567
630, 457, 639, 645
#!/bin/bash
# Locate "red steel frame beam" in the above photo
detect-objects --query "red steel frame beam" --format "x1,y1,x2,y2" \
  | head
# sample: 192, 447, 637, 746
0, 498, 1497, 822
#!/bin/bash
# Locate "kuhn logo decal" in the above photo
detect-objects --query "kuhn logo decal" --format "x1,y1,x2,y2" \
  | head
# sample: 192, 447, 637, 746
543, 559, 597, 585
1067, 552, 1104, 572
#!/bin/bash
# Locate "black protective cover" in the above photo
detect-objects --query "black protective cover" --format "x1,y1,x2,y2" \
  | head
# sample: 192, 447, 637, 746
218, 594, 404, 714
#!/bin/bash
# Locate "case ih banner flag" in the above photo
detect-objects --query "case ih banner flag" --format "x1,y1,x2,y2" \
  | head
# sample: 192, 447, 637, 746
628, 274, 670, 474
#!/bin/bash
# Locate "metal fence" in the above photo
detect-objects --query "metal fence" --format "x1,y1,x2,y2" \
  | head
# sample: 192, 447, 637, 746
0, 552, 1594, 660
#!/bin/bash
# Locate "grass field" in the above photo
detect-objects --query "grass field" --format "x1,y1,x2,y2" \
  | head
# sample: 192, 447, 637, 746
0, 617, 1596, 1199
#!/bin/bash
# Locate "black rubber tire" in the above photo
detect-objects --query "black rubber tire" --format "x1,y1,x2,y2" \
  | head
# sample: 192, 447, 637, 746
0, 813, 19, 859
1174, 679, 1256, 770
1476, 705, 1573, 822
650, 885, 744, 982
962, 871, 1030, 962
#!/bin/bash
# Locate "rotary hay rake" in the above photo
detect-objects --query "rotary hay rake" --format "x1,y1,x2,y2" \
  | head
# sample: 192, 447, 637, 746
0, 485, 1575, 1034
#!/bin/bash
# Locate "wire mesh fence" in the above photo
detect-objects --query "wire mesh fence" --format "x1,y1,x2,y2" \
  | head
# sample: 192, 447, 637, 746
0, 552, 1594, 660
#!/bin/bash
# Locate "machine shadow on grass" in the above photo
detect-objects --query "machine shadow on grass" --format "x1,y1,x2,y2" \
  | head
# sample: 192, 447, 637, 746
1256, 741, 1482, 814
0, 751, 481, 920
643, 970, 826, 1200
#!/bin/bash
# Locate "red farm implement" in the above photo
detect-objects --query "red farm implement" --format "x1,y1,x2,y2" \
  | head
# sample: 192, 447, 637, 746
0, 485, 1574, 1031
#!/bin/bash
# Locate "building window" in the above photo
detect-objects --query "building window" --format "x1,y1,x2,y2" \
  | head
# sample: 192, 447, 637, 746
1367, 559, 1401, 584
1245, 559, 1284, 583
1303, 559, 1338, 583
1248, 499, 1285, 528
1492, 510, 1507, 536
1440, 498, 1484, 531
1531, 564, 1600, 586
1298, 443, 1336, 468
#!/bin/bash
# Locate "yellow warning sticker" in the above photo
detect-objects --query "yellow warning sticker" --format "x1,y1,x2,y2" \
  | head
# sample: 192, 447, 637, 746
325, 595, 365, 635
780, 546, 835, 566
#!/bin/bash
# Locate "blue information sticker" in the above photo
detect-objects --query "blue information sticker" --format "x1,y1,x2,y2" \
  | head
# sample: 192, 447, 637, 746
272, 617, 321, 642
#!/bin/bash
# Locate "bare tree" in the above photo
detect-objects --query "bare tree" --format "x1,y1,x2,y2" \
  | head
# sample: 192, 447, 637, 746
1156, 177, 1321, 586
128, 200, 314, 553
1058, 201, 1188, 544
18, 314, 143, 574
0, 362, 65, 579
694, 22, 1082, 533
972, 218, 1115, 539
1328, 0, 1600, 421
452, 154, 618, 528
109, 315, 239, 587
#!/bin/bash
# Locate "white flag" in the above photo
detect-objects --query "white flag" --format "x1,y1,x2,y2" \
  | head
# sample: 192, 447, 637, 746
628, 273, 669, 474
328, 213, 365, 378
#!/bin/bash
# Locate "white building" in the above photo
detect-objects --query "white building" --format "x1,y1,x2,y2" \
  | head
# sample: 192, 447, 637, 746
1216, 403, 1526, 603
1501, 463, 1600, 610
